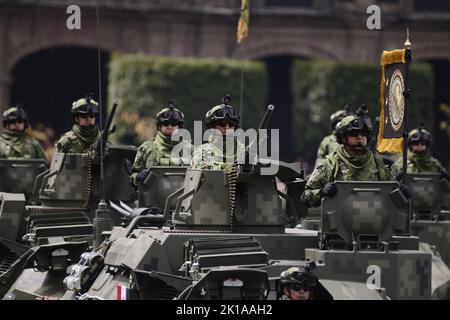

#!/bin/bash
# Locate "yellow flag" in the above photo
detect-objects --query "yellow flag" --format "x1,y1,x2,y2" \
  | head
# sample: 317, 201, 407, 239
237, 0, 249, 44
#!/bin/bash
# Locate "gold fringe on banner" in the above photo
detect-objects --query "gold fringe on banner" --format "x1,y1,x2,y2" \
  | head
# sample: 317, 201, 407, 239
377, 49, 406, 153
381, 49, 406, 66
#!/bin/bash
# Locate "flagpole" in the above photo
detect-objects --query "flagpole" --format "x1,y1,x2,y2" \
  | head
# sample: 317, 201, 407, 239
236, 0, 249, 127
402, 28, 412, 185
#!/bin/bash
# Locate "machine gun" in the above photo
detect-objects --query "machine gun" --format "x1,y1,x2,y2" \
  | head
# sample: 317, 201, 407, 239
239, 104, 275, 170
91, 101, 118, 158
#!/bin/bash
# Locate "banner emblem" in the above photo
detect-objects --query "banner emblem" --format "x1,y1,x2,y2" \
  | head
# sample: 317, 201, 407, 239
388, 69, 405, 132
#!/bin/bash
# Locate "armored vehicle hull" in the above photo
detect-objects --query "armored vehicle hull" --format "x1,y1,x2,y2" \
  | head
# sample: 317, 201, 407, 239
407, 173, 450, 267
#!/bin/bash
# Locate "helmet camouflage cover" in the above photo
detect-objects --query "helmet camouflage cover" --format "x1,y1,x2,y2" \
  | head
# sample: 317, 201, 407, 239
205, 95, 240, 128
156, 101, 185, 127
335, 105, 373, 144
2, 106, 28, 127
279, 267, 318, 291
408, 127, 431, 147
330, 104, 353, 130
71, 94, 99, 116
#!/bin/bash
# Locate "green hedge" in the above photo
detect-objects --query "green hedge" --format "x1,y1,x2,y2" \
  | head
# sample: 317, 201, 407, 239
292, 60, 434, 166
108, 54, 268, 145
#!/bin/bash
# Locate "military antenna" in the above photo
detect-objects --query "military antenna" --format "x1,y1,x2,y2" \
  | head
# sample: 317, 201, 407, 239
95, 4, 105, 198
92, 3, 114, 249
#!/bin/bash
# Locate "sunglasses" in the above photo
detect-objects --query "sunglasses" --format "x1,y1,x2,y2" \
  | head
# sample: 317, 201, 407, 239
410, 141, 426, 145
6, 119, 24, 124
347, 130, 367, 137
291, 284, 311, 292
160, 120, 180, 127
78, 114, 96, 119
215, 119, 237, 127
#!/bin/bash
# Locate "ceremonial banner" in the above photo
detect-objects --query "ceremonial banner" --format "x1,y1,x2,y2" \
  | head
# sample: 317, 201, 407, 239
237, 0, 249, 44
377, 49, 408, 153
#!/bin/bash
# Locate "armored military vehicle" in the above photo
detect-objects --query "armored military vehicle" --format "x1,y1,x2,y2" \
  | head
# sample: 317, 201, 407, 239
55, 159, 439, 300
407, 173, 450, 266
55, 101, 439, 301
304, 181, 433, 300
61, 159, 346, 300
0, 144, 137, 299
0, 158, 48, 203
0, 102, 143, 299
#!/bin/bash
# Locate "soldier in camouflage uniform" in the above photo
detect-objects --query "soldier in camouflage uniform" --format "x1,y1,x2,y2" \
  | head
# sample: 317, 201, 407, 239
279, 267, 319, 300
314, 106, 352, 168
0, 106, 46, 159
302, 107, 400, 207
130, 101, 193, 186
55, 94, 100, 154
191, 96, 245, 170
391, 127, 450, 180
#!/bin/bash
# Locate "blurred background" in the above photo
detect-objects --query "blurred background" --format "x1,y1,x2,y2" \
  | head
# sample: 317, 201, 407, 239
0, 0, 449, 172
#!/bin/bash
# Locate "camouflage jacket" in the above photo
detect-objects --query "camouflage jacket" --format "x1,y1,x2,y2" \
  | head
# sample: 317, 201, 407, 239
130, 131, 193, 186
191, 134, 246, 171
304, 145, 394, 207
0, 130, 46, 159
55, 125, 100, 154
315, 133, 339, 168
391, 151, 445, 176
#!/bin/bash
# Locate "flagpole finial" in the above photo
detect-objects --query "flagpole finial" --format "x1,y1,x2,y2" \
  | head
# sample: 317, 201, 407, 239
404, 27, 412, 49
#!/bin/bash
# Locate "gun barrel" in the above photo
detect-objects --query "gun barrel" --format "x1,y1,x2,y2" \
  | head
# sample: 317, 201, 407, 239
258, 104, 275, 130
102, 101, 118, 141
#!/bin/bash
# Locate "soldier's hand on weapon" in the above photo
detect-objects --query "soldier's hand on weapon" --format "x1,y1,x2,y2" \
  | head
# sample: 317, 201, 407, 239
399, 184, 410, 199
137, 169, 150, 183
440, 169, 450, 181
395, 170, 403, 182
321, 182, 337, 198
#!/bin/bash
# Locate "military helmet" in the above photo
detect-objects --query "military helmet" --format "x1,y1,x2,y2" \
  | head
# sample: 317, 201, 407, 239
330, 104, 353, 130
335, 105, 373, 144
71, 94, 99, 116
156, 101, 185, 127
2, 106, 28, 127
408, 126, 431, 147
279, 266, 318, 292
205, 94, 240, 128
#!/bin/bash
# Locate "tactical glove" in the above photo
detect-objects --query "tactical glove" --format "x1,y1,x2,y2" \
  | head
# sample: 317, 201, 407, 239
440, 170, 450, 181
321, 182, 337, 198
137, 169, 149, 183
399, 184, 410, 199
395, 170, 403, 182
